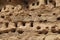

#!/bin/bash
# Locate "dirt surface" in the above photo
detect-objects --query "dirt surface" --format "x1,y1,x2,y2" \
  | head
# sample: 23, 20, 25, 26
0, 0, 60, 40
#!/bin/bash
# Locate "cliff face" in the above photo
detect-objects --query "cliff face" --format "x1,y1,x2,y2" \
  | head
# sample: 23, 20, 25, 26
0, 0, 60, 40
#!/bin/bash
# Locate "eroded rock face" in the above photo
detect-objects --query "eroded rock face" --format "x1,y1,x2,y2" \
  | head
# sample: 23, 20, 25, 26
0, 0, 60, 40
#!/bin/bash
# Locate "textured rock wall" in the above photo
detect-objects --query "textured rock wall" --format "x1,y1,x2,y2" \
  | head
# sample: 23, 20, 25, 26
0, 0, 60, 40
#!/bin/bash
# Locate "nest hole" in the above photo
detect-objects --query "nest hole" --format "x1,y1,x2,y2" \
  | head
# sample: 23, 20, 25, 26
9, 14, 13, 16
38, 15, 41, 17
43, 20, 47, 23
53, 13, 56, 15
51, 29, 57, 33
29, 15, 32, 16
5, 22, 9, 28
36, 26, 41, 30
12, 7, 14, 9
44, 0, 48, 5
4, 6, 6, 10
46, 27, 49, 29
0, 9, 2, 12
57, 17, 60, 20
49, 0, 53, 3
42, 29, 48, 34
38, 31, 42, 34
57, 29, 60, 34
32, 3, 35, 6
26, 6, 29, 8
14, 22, 18, 27
30, 21, 34, 27
51, 27, 57, 33
1, 15, 5, 18
8, 0, 11, 2
22, 22, 26, 26
17, 30, 24, 34
39, 20, 43, 23
36, 1, 39, 5
11, 29, 16, 32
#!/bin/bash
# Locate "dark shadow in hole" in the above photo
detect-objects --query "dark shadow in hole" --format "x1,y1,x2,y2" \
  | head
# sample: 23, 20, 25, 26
38, 15, 41, 17
5, 22, 9, 28
51, 25, 57, 28
37, 1, 39, 5
51, 28, 57, 33
46, 27, 49, 29
22, 0, 28, 5
57, 29, 60, 34
17, 30, 24, 34
0, 10, 1, 12
53, 13, 56, 15
0, 32, 2, 34
57, 17, 60, 20
14, 22, 18, 27
11, 29, 16, 32
51, 26, 57, 33
3, 30, 9, 33
1, 15, 5, 18
8, 0, 11, 2
12, 7, 14, 9
38, 31, 42, 34
43, 20, 47, 23
49, 0, 53, 3
32, 3, 35, 6
26, 6, 29, 9
44, 0, 48, 5
39, 20, 43, 23
4, 31, 9, 33
30, 21, 34, 27
22, 22, 26, 26
0, 8, 2, 12
42, 29, 48, 34
9, 13, 13, 16
37, 26, 41, 30
31, 9, 35, 11
4, 6, 6, 10
29, 15, 31, 16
